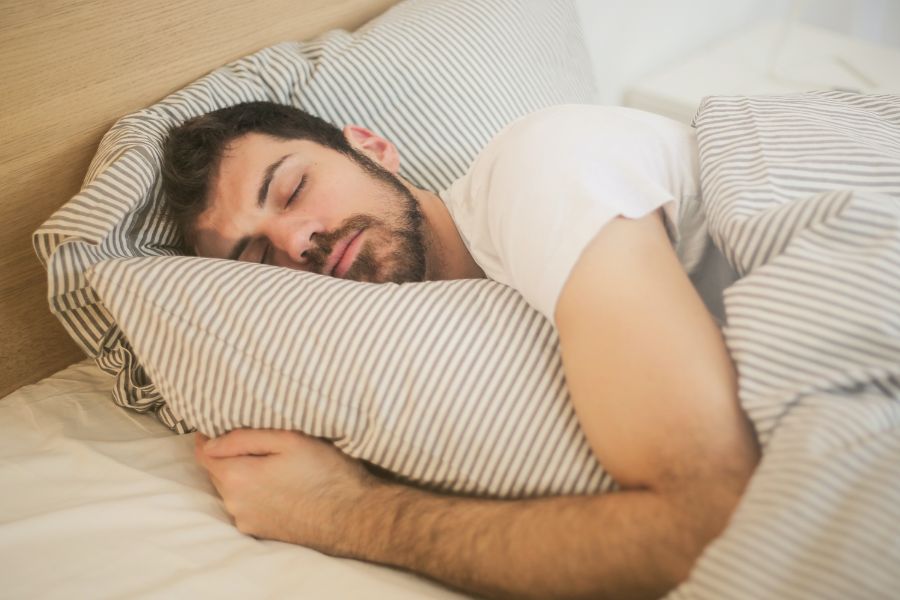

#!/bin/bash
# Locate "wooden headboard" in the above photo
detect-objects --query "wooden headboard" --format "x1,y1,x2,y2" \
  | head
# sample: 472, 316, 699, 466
0, 0, 397, 396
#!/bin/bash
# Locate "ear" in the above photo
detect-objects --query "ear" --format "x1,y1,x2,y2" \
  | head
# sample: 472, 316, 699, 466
342, 125, 401, 173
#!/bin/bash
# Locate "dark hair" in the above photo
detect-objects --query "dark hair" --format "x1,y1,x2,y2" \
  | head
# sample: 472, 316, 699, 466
160, 102, 353, 251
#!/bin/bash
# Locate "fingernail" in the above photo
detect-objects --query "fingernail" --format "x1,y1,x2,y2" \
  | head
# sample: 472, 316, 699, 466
205, 438, 219, 451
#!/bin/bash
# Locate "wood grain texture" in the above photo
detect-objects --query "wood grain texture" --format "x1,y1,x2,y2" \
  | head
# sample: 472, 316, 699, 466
0, 0, 397, 396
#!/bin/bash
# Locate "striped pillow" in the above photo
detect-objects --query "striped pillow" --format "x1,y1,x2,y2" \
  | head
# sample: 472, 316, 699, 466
89, 256, 613, 498
34, 0, 596, 433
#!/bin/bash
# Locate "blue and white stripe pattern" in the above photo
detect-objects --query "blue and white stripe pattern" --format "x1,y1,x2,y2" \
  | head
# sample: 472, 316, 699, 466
33, 0, 596, 433
669, 92, 900, 599
89, 256, 613, 498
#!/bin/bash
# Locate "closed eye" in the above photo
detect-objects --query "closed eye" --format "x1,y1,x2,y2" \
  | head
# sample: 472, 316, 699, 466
258, 175, 305, 263
286, 175, 307, 208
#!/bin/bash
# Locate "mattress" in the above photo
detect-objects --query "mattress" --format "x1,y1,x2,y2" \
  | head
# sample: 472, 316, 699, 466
0, 359, 468, 600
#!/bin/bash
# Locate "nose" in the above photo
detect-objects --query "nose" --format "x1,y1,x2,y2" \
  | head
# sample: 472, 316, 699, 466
264, 216, 325, 268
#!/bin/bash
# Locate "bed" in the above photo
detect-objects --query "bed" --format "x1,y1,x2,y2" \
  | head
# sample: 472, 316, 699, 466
2, 1, 592, 597
0, 358, 468, 599
0, 1, 465, 597
4, 1, 900, 599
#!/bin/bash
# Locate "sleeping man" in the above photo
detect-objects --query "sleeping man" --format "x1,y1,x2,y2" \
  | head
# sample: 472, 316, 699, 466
164, 101, 760, 600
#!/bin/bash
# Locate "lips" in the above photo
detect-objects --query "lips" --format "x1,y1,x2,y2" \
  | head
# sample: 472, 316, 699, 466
325, 229, 364, 277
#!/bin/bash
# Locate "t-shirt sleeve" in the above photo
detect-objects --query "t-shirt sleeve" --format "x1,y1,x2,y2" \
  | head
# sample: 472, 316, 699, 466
481, 111, 681, 323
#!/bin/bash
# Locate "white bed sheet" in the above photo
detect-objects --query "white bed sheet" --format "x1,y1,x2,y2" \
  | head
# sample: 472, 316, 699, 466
0, 359, 469, 600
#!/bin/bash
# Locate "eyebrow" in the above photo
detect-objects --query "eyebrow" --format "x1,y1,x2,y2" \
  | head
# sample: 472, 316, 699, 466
225, 153, 292, 261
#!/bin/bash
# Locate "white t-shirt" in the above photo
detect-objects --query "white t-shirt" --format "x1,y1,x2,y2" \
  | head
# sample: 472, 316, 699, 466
441, 104, 716, 324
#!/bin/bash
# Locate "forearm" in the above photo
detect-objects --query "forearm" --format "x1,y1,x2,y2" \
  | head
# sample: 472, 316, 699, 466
339, 477, 745, 600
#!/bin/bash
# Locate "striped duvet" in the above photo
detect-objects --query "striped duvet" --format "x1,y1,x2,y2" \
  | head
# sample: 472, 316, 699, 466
668, 92, 900, 600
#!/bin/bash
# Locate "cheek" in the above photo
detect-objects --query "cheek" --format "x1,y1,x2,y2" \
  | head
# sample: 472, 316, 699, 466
357, 230, 397, 272
353, 180, 399, 215
318, 170, 376, 208
365, 227, 398, 253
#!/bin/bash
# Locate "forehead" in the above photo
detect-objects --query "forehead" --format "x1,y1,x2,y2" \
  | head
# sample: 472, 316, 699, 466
216, 132, 314, 185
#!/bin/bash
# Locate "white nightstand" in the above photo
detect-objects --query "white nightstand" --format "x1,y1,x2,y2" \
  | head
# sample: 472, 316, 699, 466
624, 21, 900, 124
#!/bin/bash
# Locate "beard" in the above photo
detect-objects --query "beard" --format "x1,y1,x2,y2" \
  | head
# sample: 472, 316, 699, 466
296, 150, 427, 284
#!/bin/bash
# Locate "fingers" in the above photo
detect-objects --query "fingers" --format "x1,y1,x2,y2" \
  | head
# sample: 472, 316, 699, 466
202, 428, 299, 458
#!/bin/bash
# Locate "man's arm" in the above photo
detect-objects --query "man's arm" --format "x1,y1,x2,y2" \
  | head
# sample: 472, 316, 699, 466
196, 209, 759, 599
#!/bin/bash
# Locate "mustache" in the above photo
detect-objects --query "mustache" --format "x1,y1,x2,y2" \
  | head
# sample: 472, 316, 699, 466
303, 214, 381, 274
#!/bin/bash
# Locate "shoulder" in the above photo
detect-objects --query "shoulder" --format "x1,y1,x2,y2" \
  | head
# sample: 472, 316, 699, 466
440, 104, 698, 321
470, 104, 697, 196
448, 104, 695, 197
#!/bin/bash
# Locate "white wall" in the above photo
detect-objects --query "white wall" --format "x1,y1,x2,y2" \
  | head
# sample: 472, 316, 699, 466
799, 0, 900, 46
575, 0, 900, 105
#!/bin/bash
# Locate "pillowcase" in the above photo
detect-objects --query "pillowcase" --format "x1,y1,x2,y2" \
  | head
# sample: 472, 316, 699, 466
34, 0, 597, 433
89, 256, 614, 498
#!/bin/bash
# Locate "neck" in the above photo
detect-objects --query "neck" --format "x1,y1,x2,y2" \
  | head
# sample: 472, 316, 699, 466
411, 186, 485, 281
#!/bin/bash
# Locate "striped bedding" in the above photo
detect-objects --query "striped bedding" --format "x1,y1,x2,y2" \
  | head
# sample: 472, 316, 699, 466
33, 0, 595, 433
668, 92, 900, 599
88, 257, 613, 498
32, 0, 899, 586
35, 0, 609, 499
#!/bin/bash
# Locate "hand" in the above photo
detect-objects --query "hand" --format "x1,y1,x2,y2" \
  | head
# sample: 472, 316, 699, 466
194, 429, 378, 555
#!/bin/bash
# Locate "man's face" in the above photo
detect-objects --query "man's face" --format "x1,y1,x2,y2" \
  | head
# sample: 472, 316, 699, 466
193, 132, 427, 283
